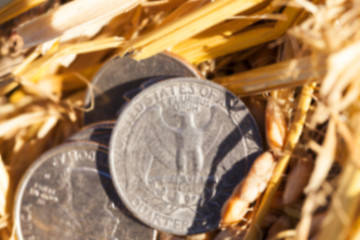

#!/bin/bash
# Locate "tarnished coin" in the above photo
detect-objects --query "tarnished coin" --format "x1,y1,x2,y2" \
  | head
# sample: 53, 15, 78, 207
110, 78, 263, 235
68, 121, 115, 146
84, 52, 201, 124
15, 142, 156, 240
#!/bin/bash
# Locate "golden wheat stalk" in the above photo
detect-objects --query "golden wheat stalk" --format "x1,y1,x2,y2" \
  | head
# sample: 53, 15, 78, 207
173, 2, 306, 63
0, 0, 46, 24
214, 55, 325, 95
123, 0, 267, 59
244, 82, 317, 240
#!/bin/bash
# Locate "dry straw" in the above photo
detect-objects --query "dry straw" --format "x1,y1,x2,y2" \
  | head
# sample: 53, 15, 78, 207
0, 0, 359, 239
0, 0, 46, 24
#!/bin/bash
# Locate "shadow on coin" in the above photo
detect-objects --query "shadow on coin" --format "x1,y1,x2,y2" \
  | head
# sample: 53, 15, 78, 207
94, 146, 150, 228
84, 76, 173, 124
88, 130, 112, 147
187, 92, 263, 234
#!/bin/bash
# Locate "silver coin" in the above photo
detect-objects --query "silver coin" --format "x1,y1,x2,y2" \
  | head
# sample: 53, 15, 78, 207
84, 52, 201, 124
109, 78, 263, 235
15, 142, 157, 240
68, 121, 115, 146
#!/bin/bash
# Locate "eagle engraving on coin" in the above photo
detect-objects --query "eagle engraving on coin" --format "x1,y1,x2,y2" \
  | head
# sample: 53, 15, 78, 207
110, 78, 262, 235
138, 106, 224, 175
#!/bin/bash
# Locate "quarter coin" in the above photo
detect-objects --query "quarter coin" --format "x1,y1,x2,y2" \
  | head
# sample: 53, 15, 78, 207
15, 142, 157, 240
109, 78, 262, 235
84, 52, 201, 124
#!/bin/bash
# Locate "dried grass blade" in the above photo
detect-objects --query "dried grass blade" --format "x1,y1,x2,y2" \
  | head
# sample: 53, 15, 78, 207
0, 0, 46, 24
176, 3, 305, 63
19, 37, 124, 84
125, 0, 267, 59
159, 0, 210, 26
214, 55, 325, 95
17, 0, 141, 47
0, 111, 46, 138
141, 0, 170, 7
305, 119, 336, 193
37, 116, 58, 139
0, 155, 9, 218
244, 83, 316, 240
317, 161, 360, 240
171, 3, 279, 63
0, 96, 32, 118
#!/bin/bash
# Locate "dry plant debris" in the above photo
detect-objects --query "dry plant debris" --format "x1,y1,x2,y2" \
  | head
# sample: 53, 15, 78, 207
0, 0, 359, 239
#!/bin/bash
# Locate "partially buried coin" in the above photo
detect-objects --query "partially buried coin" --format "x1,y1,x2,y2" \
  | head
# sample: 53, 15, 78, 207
84, 52, 201, 124
15, 141, 157, 240
68, 120, 115, 146
109, 77, 263, 235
